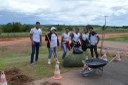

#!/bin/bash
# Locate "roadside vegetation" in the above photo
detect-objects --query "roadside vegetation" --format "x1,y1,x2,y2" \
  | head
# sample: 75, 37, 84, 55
0, 22, 128, 38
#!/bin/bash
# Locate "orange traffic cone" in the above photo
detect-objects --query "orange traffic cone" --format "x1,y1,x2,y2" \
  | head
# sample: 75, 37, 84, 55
52, 63, 62, 80
102, 51, 108, 61
115, 50, 121, 61
0, 71, 8, 85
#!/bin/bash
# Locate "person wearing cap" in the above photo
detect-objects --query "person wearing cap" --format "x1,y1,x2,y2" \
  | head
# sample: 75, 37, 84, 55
45, 27, 59, 64
30, 22, 42, 64
61, 28, 71, 61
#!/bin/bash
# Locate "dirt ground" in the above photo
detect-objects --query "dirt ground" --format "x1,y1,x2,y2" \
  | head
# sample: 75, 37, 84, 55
5, 68, 32, 85
0, 32, 128, 46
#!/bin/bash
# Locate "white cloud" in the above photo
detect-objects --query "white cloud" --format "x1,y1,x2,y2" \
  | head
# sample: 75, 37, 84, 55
115, 9, 127, 16
0, 0, 128, 25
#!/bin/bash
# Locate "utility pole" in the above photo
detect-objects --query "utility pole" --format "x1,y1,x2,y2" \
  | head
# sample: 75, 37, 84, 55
104, 16, 107, 26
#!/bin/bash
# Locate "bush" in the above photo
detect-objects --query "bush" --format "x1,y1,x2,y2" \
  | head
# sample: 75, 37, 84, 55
0, 28, 2, 35
63, 52, 88, 67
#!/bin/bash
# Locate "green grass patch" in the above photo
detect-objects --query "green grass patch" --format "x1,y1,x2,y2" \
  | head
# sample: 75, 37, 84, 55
0, 32, 30, 38
0, 45, 79, 81
0, 32, 62, 38
104, 35, 128, 41
0, 46, 7, 51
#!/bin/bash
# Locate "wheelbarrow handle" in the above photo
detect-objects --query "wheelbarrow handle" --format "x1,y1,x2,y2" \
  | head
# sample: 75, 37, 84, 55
108, 56, 118, 64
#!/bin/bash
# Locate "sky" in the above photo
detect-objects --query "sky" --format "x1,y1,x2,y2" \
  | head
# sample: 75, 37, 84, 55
0, 0, 128, 26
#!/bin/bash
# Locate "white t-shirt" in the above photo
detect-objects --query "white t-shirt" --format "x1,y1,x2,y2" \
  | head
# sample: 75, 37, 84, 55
50, 34, 57, 48
62, 32, 70, 41
90, 34, 97, 45
73, 32, 80, 42
30, 28, 42, 43
82, 33, 89, 41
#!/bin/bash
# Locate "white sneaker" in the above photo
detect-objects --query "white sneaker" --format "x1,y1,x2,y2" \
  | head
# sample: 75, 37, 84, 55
35, 61, 38, 64
30, 63, 34, 65
57, 60, 60, 64
55, 58, 59, 64
48, 59, 51, 64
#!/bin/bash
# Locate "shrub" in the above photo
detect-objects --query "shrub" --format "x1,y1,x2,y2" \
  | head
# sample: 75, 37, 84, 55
63, 52, 89, 67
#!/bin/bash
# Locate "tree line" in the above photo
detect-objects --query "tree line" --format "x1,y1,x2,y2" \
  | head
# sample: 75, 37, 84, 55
0, 22, 128, 33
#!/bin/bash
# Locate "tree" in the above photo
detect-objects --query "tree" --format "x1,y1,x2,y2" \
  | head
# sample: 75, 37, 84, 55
0, 26, 2, 35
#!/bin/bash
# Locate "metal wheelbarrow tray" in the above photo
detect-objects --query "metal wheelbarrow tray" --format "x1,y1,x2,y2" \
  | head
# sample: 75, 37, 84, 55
80, 56, 117, 76
80, 58, 115, 76
85, 58, 108, 69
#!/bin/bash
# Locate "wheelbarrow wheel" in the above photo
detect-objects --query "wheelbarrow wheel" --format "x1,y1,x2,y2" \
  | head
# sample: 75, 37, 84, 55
80, 69, 92, 77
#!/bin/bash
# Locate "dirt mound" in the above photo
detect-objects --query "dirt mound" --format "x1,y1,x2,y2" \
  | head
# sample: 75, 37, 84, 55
10, 75, 31, 85
6, 68, 21, 80
5, 68, 32, 85
6, 68, 20, 75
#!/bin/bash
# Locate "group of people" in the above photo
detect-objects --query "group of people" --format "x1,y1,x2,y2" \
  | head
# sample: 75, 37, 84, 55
30, 22, 100, 65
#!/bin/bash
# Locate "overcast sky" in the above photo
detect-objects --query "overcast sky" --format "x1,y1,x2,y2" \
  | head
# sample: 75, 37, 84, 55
0, 0, 128, 26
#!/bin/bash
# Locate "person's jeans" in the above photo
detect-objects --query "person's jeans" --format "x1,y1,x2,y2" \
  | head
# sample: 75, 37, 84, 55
48, 47, 57, 59
62, 42, 67, 59
30, 42, 40, 63
90, 45, 99, 58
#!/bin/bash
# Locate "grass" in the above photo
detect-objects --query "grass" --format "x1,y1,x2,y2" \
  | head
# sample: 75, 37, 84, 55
0, 32, 30, 38
104, 35, 128, 41
0, 46, 7, 51
0, 43, 80, 80
0, 32, 62, 38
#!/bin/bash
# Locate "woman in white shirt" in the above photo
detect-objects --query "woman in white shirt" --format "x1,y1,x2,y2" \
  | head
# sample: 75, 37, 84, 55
61, 28, 71, 61
45, 27, 59, 64
81, 28, 90, 51
71, 27, 81, 48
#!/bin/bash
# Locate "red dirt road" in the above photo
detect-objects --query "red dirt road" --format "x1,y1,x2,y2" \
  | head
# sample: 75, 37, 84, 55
0, 32, 128, 46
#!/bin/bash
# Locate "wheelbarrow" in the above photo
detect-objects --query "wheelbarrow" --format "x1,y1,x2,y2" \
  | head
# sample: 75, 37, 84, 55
80, 56, 117, 76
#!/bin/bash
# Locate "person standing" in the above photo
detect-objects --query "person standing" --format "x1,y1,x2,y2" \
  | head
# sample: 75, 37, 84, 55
71, 27, 81, 48
88, 25, 100, 58
30, 22, 42, 64
61, 28, 71, 61
45, 27, 59, 64
81, 28, 90, 51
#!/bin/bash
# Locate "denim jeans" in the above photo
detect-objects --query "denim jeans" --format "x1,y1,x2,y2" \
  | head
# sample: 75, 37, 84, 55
62, 42, 67, 59
48, 47, 57, 59
90, 45, 99, 58
30, 42, 40, 63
